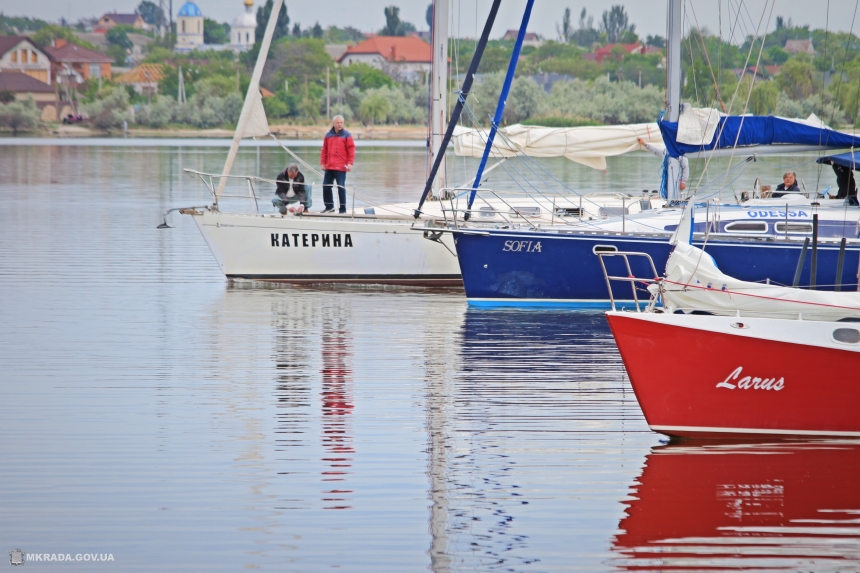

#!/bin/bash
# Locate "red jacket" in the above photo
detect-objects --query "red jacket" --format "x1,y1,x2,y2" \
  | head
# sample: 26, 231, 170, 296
320, 127, 355, 171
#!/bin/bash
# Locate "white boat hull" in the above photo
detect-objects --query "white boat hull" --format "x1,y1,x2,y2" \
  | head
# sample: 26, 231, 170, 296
189, 210, 462, 286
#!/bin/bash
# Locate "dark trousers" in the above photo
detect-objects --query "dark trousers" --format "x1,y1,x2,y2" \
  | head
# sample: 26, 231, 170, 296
322, 170, 347, 213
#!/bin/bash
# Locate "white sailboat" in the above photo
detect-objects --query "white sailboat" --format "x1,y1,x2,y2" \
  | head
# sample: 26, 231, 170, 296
171, 0, 658, 285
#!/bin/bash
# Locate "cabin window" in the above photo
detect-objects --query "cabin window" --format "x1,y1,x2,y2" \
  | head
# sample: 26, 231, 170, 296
774, 222, 813, 234
479, 206, 496, 218
724, 221, 768, 233
555, 206, 583, 217
833, 328, 860, 344
510, 206, 540, 217
592, 245, 618, 254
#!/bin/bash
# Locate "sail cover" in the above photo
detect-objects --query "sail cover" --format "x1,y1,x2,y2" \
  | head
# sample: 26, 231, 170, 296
452, 123, 660, 170
817, 151, 860, 170
654, 242, 860, 321
660, 113, 860, 158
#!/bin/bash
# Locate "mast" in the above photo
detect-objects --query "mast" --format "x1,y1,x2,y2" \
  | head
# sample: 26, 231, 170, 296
413, 0, 503, 218
215, 0, 284, 200
465, 0, 535, 216
665, 0, 683, 202
429, 0, 450, 199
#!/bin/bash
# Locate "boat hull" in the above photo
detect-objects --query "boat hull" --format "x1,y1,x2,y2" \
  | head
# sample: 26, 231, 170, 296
190, 211, 462, 286
453, 229, 860, 306
606, 312, 860, 438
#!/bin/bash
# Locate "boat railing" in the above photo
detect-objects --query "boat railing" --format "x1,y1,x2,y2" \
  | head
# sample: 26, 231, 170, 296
596, 251, 660, 312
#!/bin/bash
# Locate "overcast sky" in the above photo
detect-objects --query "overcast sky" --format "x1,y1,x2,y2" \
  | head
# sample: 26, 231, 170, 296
8, 0, 860, 42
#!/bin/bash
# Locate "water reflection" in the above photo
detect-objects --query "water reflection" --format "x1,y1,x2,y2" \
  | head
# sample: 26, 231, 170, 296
320, 308, 355, 509
613, 440, 860, 571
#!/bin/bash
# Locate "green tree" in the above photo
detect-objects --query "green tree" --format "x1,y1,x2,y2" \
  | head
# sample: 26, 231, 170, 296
776, 54, 822, 99
106, 27, 133, 51
82, 88, 132, 131
0, 98, 40, 134
570, 8, 599, 47
204, 19, 230, 44
359, 93, 391, 123
749, 80, 779, 115
426, 4, 433, 29
255, 0, 290, 43
136, 1, 164, 26
557, 7, 572, 43
338, 62, 394, 89
0, 90, 16, 103
381, 6, 415, 36
32, 25, 96, 50
310, 22, 323, 39
600, 5, 636, 44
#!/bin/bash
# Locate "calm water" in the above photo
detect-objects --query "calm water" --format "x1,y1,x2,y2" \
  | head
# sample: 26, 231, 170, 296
2, 142, 858, 572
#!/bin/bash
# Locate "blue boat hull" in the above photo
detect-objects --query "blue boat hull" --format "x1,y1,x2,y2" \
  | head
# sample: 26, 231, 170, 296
453, 230, 860, 307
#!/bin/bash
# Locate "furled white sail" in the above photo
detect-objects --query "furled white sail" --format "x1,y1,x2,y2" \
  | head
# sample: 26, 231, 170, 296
654, 242, 860, 321
452, 122, 660, 170
215, 0, 282, 198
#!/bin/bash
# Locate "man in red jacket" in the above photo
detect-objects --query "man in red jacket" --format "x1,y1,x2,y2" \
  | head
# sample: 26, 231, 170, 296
320, 115, 355, 213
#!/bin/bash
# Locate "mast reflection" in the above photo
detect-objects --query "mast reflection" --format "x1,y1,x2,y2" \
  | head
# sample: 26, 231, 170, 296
613, 440, 860, 571
320, 312, 354, 510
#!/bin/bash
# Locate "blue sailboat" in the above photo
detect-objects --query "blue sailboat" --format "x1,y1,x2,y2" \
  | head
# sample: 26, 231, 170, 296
446, 0, 860, 307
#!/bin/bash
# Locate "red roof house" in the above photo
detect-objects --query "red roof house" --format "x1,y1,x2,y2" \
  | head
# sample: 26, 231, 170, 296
338, 36, 432, 80
584, 43, 646, 63
43, 39, 113, 86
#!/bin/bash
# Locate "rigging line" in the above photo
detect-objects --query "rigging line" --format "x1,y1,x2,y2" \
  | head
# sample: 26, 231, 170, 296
689, 0, 771, 197
726, 0, 745, 49
683, 11, 701, 106
689, 1, 726, 111
722, 0, 776, 190
455, 107, 609, 229
826, 0, 859, 133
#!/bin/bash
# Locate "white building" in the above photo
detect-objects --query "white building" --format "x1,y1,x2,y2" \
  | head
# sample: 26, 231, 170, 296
231, 0, 256, 51
175, 1, 204, 52
338, 36, 432, 82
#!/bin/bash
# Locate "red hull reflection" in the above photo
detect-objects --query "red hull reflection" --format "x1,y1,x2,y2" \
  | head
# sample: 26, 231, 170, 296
613, 441, 860, 571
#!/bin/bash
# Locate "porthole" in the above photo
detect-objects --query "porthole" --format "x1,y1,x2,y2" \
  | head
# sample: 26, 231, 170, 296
724, 221, 768, 233
592, 245, 618, 254
833, 328, 860, 344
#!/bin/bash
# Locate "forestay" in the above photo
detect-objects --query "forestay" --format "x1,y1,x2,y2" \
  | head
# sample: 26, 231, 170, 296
452, 123, 660, 171
653, 242, 860, 321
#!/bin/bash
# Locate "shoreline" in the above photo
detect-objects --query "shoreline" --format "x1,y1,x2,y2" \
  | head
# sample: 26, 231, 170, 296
3, 124, 429, 140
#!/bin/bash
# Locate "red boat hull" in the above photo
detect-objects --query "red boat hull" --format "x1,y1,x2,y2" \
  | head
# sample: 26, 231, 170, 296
606, 312, 860, 437
613, 440, 860, 570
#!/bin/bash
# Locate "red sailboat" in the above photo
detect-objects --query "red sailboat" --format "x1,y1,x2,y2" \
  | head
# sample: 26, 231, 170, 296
604, 209, 860, 438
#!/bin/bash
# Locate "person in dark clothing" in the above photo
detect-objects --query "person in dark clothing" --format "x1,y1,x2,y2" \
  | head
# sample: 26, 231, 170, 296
831, 161, 858, 202
320, 115, 355, 214
772, 171, 800, 198
273, 164, 310, 215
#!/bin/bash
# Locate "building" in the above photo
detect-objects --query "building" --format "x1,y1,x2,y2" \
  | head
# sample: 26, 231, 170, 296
501, 30, 543, 48
0, 72, 74, 122
584, 43, 646, 63
95, 12, 147, 32
175, 1, 205, 52
338, 36, 432, 81
230, 0, 256, 51
77, 32, 154, 63
43, 39, 113, 86
784, 39, 815, 55
114, 63, 165, 96
0, 37, 52, 84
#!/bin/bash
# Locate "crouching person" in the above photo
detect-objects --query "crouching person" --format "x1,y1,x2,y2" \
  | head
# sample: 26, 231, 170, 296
273, 164, 311, 215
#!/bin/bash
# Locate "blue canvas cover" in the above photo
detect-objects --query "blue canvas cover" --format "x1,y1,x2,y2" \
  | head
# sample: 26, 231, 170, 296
817, 152, 860, 170
659, 115, 860, 158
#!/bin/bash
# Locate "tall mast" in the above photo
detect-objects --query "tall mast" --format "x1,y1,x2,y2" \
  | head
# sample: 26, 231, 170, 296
465, 0, 535, 215
665, 0, 683, 202
215, 0, 284, 199
413, 0, 503, 218
429, 0, 449, 199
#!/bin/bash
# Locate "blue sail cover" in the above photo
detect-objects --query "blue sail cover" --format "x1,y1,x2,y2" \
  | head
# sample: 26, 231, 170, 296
817, 152, 860, 170
659, 115, 860, 158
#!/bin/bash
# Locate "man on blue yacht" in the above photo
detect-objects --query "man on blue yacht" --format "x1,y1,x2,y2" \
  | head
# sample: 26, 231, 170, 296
773, 171, 799, 197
